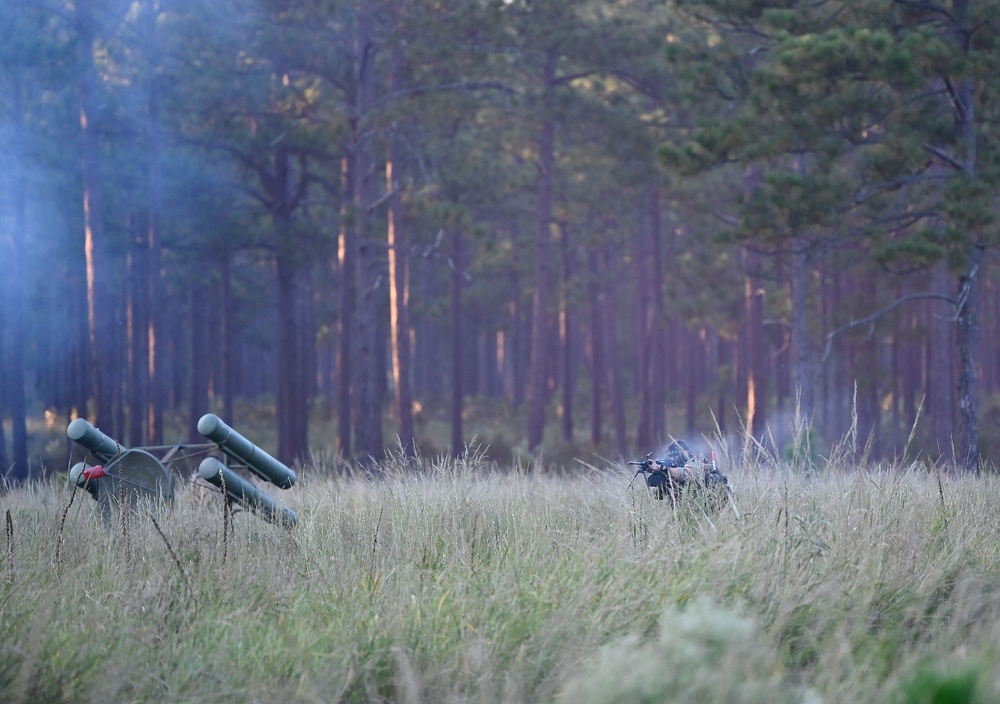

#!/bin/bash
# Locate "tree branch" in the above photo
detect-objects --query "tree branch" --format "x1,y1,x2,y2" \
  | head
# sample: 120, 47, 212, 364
373, 80, 517, 110
235, 184, 273, 209
849, 171, 936, 206
892, 0, 954, 22
923, 143, 965, 170
288, 153, 309, 212
956, 245, 986, 316
553, 70, 599, 87
609, 69, 662, 101
823, 292, 956, 360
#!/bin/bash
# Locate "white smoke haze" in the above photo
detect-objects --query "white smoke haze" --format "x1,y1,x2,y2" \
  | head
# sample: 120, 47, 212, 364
638, 397, 876, 481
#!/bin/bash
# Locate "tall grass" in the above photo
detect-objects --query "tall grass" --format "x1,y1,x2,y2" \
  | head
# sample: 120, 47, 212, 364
1, 450, 999, 703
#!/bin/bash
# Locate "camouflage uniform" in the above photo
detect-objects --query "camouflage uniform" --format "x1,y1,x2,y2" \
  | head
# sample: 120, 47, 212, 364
641, 441, 730, 510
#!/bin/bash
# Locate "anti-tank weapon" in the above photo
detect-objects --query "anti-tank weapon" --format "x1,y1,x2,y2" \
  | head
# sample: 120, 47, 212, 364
67, 414, 298, 527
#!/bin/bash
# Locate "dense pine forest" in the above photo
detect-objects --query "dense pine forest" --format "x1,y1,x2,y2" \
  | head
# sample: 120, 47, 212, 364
2, 0, 1000, 478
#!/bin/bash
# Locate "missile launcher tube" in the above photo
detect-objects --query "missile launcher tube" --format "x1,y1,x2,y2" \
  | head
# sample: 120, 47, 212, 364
69, 461, 99, 500
197, 414, 296, 489
67, 418, 127, 463
198, 457, 298, 527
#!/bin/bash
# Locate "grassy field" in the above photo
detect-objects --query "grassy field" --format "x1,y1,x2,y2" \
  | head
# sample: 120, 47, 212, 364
2, 449, 999, 704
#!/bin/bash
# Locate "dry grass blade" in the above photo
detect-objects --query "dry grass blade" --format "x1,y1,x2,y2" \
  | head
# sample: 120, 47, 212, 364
4, 508, 13, 584
219, 466, 229, 564
115, 441, 127, 539
369, 504, 384, 588
54, 477, 78, 571
149, 512, 194, 608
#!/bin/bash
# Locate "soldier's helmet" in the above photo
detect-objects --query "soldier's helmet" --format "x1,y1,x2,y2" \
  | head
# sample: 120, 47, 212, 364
662, 440, 694, 467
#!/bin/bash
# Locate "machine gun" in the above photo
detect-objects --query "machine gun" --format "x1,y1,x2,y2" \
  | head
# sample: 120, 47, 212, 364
629, 440, 731, 511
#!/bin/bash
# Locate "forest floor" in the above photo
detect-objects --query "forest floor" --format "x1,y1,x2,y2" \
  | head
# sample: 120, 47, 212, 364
2, 451, 998, 703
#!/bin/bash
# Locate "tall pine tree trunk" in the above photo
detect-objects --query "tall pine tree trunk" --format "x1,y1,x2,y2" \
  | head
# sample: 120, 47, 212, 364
220, 256, 235, 424
354, 229, 385, 465
955, 246, 984, 473
647, 185, 666, 443
276, 246, 309, 463
603, 243, 627, 455
5, 75, 29, 479
78, 0, 115, 433
386, 125, 414, 459
744, 249, 767, 439
950, 0, 981, 473
559, 224, 573, 443
126, 214, 148, 448
0, 209, 8, 476
187, 285, 209, 443
634, 215, 652, 450
146, 189, 164, 446
586, 246, 604, 447
790, 241, 814, 419
348, 3, 384, 464
145, 0, 165, 446
269, 144, 310, 464
337, 150, 356, 458
527, 52, 557, 455
450, 231, 464, 457
930, 266, 954, 461
860, 277, 881, 457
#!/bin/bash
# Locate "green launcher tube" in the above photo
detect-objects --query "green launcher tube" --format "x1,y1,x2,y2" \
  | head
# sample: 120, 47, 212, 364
67, 418, 127, 463
198, 457, 298, 527
69, 461, 99, 500
197, 414, 296, 489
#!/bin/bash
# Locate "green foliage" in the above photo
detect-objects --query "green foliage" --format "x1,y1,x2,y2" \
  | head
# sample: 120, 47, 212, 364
665, 0, 1000, 264
563, 598, 804, 704
895, 663, 981, 704
941, 176, 997, 241
782, 423, 827, 473
871, 227, 946, 271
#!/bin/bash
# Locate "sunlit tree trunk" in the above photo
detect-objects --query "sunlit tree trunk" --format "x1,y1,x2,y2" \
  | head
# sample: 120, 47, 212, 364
386, 121, 414, 459
744, 249, 766, 439
144, 0, 165, 446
